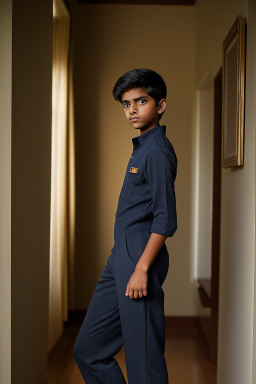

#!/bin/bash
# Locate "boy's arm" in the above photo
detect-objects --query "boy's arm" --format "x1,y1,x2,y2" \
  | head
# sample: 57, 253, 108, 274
125, 232, 167, 299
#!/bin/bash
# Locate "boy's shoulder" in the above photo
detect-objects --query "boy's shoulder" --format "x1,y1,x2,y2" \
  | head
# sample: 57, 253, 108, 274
142, 133, 177, 163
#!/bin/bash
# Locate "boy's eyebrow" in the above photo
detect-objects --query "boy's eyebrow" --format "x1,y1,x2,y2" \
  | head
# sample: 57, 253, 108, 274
122, 95, 149, 104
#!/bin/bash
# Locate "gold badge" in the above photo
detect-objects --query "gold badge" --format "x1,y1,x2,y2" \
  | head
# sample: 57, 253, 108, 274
129, 167, 139, 174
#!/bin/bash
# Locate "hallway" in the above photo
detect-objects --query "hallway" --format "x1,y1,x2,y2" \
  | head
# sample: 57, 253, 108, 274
47, 321, 217, 384
1, 1, 256, 384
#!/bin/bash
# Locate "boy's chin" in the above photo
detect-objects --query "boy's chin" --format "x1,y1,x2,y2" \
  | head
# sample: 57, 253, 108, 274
130, 123, 142, 130
129, 121, 145, 130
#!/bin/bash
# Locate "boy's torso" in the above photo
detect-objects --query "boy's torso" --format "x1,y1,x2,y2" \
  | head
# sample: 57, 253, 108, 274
114, 125, 177, 234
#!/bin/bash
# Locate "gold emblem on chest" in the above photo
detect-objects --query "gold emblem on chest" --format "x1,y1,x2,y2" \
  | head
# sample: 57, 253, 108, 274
129, 167, 139, 174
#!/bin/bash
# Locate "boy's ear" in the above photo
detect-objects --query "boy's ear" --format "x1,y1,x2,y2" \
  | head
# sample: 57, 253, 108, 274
157, 99, 167, 115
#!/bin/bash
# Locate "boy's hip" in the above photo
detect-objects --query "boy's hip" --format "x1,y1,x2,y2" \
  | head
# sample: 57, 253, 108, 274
112, 231, 169, 288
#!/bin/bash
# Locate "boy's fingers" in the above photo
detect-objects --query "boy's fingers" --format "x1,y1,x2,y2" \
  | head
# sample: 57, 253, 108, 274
126, 285, 147, 299
125, 284, 129, 296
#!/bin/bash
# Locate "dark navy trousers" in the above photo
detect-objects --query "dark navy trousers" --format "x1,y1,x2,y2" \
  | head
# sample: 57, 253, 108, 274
73, 230, 169, 384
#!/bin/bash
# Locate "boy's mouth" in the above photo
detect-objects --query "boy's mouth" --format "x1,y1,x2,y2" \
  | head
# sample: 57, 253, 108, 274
130, 117, 140, 122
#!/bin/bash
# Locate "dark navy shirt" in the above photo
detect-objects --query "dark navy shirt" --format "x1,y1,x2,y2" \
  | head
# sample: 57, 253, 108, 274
114, 125, 177, 237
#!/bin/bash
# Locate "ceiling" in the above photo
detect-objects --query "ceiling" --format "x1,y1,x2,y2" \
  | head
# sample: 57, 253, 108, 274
78, 0, 196, 5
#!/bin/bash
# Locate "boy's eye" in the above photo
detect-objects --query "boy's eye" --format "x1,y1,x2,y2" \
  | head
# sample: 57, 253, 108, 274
123, 103, 130, 108
138, 99, 146, 104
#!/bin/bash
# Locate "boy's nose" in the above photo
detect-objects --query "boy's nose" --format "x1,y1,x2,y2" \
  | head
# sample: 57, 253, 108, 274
129, 104, 137, 114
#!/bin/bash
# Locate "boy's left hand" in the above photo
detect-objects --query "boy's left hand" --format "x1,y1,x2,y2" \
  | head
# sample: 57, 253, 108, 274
125, 233, 167, 299
125, 265, 148, 299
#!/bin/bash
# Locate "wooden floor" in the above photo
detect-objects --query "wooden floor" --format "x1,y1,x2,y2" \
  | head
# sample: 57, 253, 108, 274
47, 322, 217, 384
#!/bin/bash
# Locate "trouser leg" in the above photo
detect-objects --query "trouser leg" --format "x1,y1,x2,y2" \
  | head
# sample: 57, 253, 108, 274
73, 251, 126, 384
115, 231, 169, 384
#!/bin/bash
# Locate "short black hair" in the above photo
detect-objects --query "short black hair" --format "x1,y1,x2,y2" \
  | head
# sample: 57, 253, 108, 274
112, 68, 167, 105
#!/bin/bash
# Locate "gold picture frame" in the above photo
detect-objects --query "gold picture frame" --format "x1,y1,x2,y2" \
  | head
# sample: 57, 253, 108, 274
222, 15, 246, 168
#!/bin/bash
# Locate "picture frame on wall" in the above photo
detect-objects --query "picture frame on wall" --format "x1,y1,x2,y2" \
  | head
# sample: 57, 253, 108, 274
222, 15, 246, 168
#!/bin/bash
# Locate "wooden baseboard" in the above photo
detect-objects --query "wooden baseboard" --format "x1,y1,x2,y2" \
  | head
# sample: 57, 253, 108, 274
67, 310, 199, 332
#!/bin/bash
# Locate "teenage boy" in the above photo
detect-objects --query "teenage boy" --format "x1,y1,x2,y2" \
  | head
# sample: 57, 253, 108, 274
74, 68, 178, 384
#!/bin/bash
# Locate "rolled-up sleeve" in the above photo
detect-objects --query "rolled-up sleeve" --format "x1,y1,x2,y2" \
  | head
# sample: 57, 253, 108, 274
145, 149, 177, 237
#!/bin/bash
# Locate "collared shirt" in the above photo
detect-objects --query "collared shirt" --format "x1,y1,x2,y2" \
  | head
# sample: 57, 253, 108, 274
114, 125, 178, 237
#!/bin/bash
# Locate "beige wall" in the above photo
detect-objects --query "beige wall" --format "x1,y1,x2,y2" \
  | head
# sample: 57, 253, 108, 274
195, 0, 247, 86
11, 1, 52, 383
0, 1, 12, 383
68, 0, 196, 316
195, 0, 256, 383
195, 88, 214, 279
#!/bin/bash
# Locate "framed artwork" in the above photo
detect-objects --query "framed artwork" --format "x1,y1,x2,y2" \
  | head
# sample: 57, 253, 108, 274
222, 15, 246, 167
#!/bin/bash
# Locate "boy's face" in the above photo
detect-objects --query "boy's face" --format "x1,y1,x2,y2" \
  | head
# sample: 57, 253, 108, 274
121, 88, 167, 134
